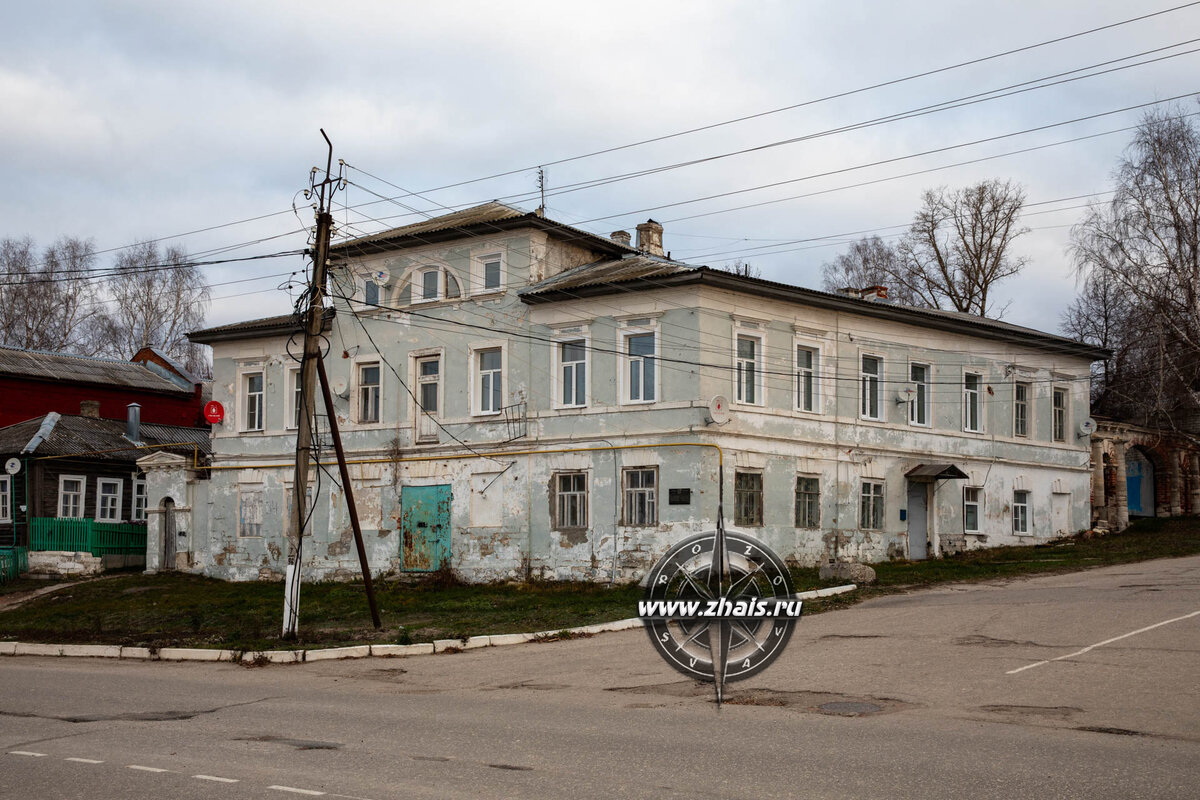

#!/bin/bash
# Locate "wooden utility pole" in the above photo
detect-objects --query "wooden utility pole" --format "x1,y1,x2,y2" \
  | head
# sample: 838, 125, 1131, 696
283, 130, 337, 638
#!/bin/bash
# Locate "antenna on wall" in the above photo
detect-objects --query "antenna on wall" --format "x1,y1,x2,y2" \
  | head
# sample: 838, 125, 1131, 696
537, 167, 546, 216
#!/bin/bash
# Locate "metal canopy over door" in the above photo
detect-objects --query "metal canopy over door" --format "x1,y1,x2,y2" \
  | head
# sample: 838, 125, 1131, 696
906, 483, 928, 560
400, 485, 451, 571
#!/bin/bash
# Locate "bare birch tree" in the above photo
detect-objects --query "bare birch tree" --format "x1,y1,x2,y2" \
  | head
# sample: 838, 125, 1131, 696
0, 236, 106, 354
820, 235, 919, 304
1069, 105, 1200, 428
100, 242, 211, 375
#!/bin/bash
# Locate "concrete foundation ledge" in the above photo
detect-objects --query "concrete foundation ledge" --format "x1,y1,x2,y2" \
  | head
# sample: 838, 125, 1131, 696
797, 584, 857, 600
303, 645, 370, 661
158, 647, 235, 662
370, 643, 434, 657
60, 644, 122, 658
486, 633, 536, 647
119, 647, 155, 659
252, 650, 303, 664
14, 643, 63, 657
464, 636, 491, 649
0, 642, 17, 656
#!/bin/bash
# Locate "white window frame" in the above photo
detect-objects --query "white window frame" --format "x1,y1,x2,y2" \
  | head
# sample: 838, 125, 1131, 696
473, 252, 504, 295
242, 370, 265, 432
415, 267, 442, 304
1052, 387, 1068, 442
795, 343, 819, 413
622, 467, 658, 527
620, 325, 659, 405
734, 332, 764, 406
963, 487, 981, 533
963, 372, 983, 433
412, 349, 444, 443
554, 333, 589, 409
96, 477, 123, 523
553, 471, 588, 531
860, 480, 885, 530
860, 354, 883, 421
1013, 382, 1030, 438
132, 477, 147, 523
470, 341, 506, 416
1013, 490, 1030, 534
909, 362, 931, 427
357, 360, 382, 424
0, 475, 11, 523
58, 474, 86, 519
286, 367, 303, 430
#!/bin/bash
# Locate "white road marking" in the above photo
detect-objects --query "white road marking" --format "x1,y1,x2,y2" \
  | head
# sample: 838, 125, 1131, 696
8, 751, 47, 757
65, 757, 105, 764
128, 765, 171, 773
194, 774, 239, 783
269, 786, 326, 796
1007, 608, 1200, 674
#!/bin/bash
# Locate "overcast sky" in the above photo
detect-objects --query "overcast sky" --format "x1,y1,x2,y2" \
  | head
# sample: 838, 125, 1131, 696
4, 1, 1198, 334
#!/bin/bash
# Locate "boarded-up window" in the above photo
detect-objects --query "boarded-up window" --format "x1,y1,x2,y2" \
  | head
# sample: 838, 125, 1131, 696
471, 472, 503, 528
239, 486, 263, 538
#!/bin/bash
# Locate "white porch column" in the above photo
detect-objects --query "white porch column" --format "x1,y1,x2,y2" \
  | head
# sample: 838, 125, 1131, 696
1113, 440, 1130, 531
1091, 437, 1106, 525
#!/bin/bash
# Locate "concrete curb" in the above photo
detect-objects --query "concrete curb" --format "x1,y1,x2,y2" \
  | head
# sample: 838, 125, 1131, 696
0, 584, 858, 664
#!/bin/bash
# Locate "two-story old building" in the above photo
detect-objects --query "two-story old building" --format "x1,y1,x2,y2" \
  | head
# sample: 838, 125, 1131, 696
161, 202, 1106, 582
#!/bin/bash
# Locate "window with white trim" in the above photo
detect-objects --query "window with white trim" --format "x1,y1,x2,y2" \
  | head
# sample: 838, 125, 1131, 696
625, 331, 656, 403
861, 355, 882, 420
963, 487, 981, 533
364, 279, 380, 307
558, 339, 587, 408
1014, 382, 1029, 437
909, 363, 930, 426
963, 373, 982, 432
554, 472, 587, 530
476, 254, 503, 293
477, 348, 503, 414
1012, 490, 1029, 533
0, 475, 11, 523
623, 468, 657, 526
96, 478, 123, 522
1053, 387, 1067, 442
243, 372, 264, 431
416, 355, 441, 442
288, 367, 303, 430
796, 346, 817, 412
58, 475, 85, 519
735, 334, 762, 405
133, 478, 147, 522
795, 476, 819, 528
734, 471, 763, 526
860, 480, 884, 529
419, 268, 440, 302
359, 362, 381, 423
239, 486, 263, 538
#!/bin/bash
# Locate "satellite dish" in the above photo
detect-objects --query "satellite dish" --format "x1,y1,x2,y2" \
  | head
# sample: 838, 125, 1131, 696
1078, 418, 1097, 437
332, 377, 349, 398
4, 458, 20, 475
371, 269, 390, 285
896, 384, 917, 404
707, 395, 730, 425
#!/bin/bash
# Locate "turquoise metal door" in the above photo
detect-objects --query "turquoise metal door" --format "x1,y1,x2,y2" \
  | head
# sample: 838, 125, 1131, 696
400, 485, 451, 571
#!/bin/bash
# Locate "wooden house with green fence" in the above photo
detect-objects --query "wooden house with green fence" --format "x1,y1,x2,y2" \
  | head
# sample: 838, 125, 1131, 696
0, 404, 210, 581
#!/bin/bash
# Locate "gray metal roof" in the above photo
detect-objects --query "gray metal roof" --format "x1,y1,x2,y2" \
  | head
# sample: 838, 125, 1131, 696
329, 201, 635, 258
519, 254, 696, 295
0, 345, 191, 394
188, 311, 331, 344
0, 414, 211, 461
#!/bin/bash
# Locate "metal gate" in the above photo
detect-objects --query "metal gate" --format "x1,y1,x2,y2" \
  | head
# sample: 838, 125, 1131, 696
400, 485, 451, 571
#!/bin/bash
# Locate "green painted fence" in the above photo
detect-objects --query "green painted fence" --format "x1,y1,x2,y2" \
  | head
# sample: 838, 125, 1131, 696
0, 547, 28, 583
29, 518, 147, 556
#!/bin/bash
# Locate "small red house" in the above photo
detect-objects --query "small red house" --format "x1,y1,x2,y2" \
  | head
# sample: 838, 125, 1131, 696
0, 345, 208, 429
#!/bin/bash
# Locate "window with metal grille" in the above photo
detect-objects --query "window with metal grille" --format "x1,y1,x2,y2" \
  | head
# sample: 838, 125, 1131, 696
795, 476, 819, 528
623, 468, 657, 526
734, 471, 763, 526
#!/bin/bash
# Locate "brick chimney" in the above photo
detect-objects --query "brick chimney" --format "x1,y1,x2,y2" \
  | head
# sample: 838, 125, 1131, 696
610, 230, 632, 247
635, 219, 664, 257
80, 400, 101, 418
860, 285, 889, 302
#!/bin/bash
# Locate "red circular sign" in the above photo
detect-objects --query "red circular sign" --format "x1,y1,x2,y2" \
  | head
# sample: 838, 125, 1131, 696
204, 401, 225, 424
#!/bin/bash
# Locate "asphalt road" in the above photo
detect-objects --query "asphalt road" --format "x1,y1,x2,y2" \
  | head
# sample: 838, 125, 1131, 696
2, 555, 1199, 799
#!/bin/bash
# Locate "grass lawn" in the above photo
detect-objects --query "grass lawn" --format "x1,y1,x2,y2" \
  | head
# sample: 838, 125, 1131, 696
0, 517, 1196, 651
